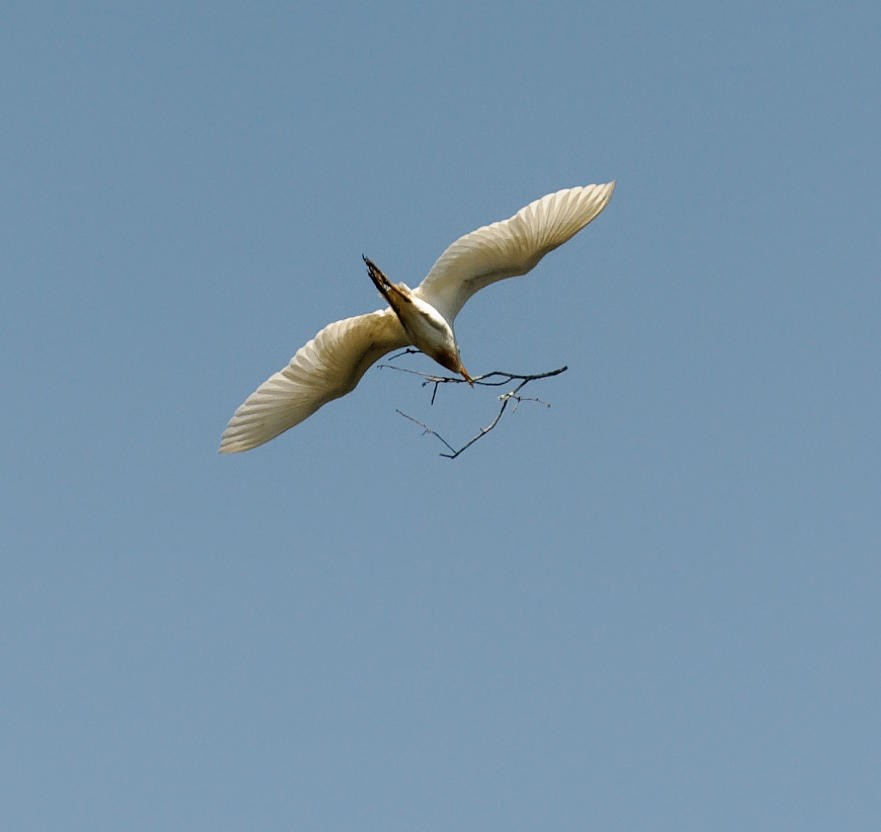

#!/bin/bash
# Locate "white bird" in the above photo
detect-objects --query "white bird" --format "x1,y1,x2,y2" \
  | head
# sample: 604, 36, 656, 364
219, 181, 615, 453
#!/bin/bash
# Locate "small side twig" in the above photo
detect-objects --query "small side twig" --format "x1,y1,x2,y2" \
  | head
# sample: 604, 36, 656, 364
377, 362, 568, 458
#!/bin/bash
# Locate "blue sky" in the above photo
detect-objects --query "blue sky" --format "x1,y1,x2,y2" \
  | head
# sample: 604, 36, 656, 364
3, 1, 880, 829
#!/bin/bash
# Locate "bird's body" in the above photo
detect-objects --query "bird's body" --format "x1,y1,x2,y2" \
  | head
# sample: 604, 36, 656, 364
219, 181, 615, 453
363, 256, 473, 382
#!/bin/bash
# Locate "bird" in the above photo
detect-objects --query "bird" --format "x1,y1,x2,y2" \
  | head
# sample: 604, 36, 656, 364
219, 181, 615, 453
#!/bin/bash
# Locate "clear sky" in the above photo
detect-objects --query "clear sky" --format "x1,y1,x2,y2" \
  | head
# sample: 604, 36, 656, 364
3, 2, 880, 829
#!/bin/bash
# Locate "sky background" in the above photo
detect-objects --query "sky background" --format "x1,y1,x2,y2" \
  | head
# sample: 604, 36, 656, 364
3, 1, 880, 829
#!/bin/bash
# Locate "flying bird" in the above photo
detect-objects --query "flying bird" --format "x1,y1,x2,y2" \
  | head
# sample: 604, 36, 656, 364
219, 181, 615, 453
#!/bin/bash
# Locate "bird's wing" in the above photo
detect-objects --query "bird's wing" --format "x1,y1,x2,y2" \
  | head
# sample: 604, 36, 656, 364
413, 182, 615, 323
219, 308, 407, 453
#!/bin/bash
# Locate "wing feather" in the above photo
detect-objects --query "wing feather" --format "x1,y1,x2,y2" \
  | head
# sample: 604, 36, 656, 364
219, 308, 407, 453
414, 182, 615, 323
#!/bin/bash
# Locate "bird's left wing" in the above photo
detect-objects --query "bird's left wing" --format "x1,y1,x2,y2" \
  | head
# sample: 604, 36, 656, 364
414, 182, 615, 323
219, 308, 407, 453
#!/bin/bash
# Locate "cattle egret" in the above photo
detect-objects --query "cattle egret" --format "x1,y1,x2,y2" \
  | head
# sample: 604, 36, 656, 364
219, 181, 615, 453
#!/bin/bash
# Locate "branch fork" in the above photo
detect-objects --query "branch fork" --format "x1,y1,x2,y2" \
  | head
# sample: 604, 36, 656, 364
378, 351, 568, 459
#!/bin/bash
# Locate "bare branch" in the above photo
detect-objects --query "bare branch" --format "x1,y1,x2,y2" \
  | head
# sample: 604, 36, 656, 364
377, 360, 568, 459
393, 410, 459, 456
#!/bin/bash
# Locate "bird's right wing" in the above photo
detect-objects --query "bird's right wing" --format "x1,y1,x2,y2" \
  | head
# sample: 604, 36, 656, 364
414, 182, 615, 323
219, 308, 407, 453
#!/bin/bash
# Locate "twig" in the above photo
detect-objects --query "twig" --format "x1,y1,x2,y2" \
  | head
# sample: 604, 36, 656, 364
377, 361, 568, 458
394, 410, 459, 456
